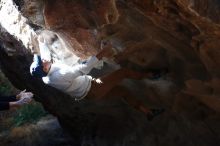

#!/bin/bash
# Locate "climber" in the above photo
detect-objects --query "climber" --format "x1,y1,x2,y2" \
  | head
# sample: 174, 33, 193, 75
0, 89, 33, 111
30, 34, 164, 121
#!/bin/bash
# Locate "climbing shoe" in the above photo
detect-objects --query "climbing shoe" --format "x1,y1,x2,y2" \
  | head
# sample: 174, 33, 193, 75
146, 108, 165, 121
148, 68, 169, 80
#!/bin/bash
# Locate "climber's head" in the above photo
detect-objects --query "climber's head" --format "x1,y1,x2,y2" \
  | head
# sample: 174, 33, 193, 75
30, 54, 48, 78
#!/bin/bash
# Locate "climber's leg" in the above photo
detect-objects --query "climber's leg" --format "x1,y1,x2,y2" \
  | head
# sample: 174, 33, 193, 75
87, 85, 164, 120
87, 68, 153, 99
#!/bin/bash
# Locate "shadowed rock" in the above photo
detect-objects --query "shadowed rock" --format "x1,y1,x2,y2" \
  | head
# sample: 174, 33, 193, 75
0, 0, 220, 146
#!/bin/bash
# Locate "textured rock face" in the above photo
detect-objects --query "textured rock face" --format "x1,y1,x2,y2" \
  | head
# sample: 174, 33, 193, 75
0, 0, 220, 146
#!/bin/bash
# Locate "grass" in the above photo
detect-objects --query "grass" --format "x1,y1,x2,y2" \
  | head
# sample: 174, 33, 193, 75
0, 71, 16, 95
0, 70, 48, 127
13, 102, 48, 127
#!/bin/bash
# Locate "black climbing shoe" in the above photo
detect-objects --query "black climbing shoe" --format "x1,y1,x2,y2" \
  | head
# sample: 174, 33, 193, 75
147, 108, 165, 121
149, 68, 169, 80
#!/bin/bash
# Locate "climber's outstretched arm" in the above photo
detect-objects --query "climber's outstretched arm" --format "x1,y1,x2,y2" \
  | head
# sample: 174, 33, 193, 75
87, 68, 154, 99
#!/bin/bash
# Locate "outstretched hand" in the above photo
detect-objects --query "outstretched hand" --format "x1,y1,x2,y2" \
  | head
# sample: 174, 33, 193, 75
16, 89, 26, 99
96, 40, 116, 60
12, 89, 34, 108
16, 89, 34, 100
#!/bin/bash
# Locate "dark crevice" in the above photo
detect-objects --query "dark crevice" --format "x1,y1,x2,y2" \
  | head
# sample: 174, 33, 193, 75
13, 0, 24, 11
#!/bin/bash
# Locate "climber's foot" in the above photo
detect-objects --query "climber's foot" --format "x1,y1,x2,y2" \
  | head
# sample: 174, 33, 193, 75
148, 68, 169, 80
146, 108, 165, 121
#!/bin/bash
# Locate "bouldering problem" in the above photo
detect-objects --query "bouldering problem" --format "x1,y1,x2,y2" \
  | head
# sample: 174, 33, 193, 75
0, 0, 220, 146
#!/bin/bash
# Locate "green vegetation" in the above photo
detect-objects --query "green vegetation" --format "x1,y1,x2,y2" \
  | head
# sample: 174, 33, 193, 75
13, 102, 48, 126
0, 70, 48, 127
0, 71, 15, 95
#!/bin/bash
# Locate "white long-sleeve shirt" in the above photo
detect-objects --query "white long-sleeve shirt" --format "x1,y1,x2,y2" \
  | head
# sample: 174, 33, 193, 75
38, 40, 52, 61
42, 56, 99, 100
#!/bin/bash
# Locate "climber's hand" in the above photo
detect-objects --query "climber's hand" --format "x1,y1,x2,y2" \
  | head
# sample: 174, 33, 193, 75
96, 40, 116, 59
95, 78, 103, 84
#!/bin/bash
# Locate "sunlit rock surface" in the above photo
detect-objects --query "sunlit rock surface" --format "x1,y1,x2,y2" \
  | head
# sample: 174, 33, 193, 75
0, 0, 220, 146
